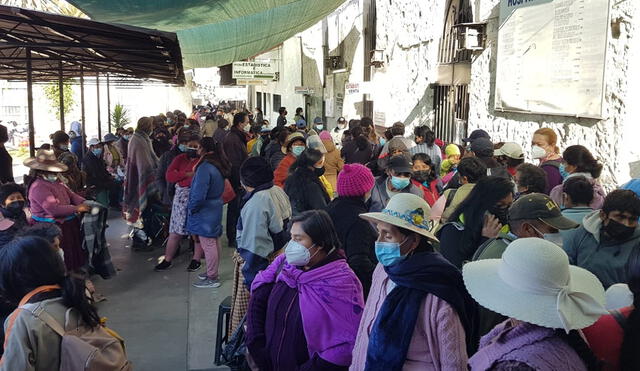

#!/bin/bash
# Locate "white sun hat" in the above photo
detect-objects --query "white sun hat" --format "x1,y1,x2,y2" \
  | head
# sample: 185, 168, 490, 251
463, 237, 606, 332
360, 193, 438, 242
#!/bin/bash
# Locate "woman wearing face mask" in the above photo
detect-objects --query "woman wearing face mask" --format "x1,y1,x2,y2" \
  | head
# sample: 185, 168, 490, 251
550, 145, 606, 210
531, 127, 563, 194
369, 155, 423, 213
183, 138, 232, 288
284, 148, 331, 217
0, 183, 28, 246
50, 130, 84, 193
152, 127, 172, 158
24, 149, 91, 272
115, 128, 133, 164
436, 176, 514, 269
246, 210, 365, 370
155, 135, 205, 272
351, 193, 477, 370
273, 132, 306, 187
411, 153, 443, 206
82, 138, 115, 207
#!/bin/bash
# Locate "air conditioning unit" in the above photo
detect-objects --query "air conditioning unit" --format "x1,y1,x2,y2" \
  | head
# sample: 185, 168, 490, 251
454, 23, 487, 51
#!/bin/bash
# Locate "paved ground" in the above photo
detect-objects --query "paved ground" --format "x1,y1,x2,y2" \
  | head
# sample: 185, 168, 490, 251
93, 211, 234, 371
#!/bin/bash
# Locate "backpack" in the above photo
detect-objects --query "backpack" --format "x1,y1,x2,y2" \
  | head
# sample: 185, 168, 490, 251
16, 286, 131, 371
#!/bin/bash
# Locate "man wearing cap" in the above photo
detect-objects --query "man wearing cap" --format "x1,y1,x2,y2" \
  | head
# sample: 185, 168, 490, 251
369, 156, 423, 213
494, 142, 525, 177
331, 117, 348, 149
471, 193, 579, 335
82, 138, 114, 207
461, 129, 490, 146
295, 118, 318, 138
312, 117, 325, 133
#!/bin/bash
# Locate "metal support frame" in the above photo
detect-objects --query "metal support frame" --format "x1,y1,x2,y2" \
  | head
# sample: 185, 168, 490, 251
80, 66, 86, 156
58, 60, 64, 131
26, 48, 35, 157
106, 73, 111, 133
96, 74, 101, 140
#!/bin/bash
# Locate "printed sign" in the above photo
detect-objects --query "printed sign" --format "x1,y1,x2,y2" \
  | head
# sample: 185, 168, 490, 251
495, 0, 610, 118
232, 61, 275, 80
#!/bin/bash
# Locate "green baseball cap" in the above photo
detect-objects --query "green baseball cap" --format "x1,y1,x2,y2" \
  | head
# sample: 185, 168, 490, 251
509, 193, 579, 230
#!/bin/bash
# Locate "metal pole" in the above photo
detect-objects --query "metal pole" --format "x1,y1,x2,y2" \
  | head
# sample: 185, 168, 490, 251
26, 48, 35, 157
58, 61, 65, 131
80, 66, 86, 156
106, 73, 111, 133
96, 74, 101, 139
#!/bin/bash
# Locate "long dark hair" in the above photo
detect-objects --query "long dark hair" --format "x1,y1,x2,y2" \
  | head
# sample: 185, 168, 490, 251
0, 236, 100, 328
555, 330, 601, 371
449, 176, 514, 233
620, 248, 640, 370
199, 137, 231, 178
563, 145, 603, 179
290, 210, 341, 253
290, 148, 324, 173
286, 148, 330, 203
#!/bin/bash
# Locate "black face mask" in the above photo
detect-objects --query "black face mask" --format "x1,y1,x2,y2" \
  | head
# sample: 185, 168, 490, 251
3, 200, 25, 218
187, 149, 198, 159
314, 166, 326, 177
604, 218, 636, 241
489, 205, 509, 225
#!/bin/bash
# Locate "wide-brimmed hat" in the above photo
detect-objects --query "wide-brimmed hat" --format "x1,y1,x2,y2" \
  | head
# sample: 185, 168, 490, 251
103, 133, 118, 143
87, 137, 101, 147
463, 238, 606, 331
360, 193, 438, 242
23, 149, 68, 173
285, 132, 305, 148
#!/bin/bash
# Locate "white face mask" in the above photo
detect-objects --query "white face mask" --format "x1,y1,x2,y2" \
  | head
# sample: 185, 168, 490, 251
532, 145, 547, 160
44, 174, 58, 183
284, 240, 318, 266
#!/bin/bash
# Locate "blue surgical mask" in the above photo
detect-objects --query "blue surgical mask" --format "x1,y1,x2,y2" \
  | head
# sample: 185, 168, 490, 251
124, 134, 132, 141
44, 174, 58, 183
379, 138, 386, 146
375, 240, 407, 267
285, 240, 317, 266
559, 163, 570, 179
58, 144, 69, 151
92, 148, 103, 157
390, 176, 410, 190
178, 144, 188, 152
291, 145, 305, 157
184, 125, 190, 129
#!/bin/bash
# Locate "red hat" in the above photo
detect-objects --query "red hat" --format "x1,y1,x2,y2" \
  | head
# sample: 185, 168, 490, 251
337, 164, 375, 197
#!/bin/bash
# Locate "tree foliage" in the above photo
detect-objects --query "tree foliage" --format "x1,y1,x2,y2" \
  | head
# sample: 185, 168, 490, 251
43, 81, 75, 121
111, 103, 130, 129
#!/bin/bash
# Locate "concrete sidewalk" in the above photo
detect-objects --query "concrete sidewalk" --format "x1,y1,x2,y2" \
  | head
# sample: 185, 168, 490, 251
93, 212, 233, 371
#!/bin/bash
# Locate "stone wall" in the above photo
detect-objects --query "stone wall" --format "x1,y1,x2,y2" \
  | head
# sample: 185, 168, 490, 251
468, 0, 640, 187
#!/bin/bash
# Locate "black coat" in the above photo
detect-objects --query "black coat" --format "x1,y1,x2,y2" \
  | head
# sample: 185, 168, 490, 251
325, 196, 378, 298
82, 151, 112, 190
284, 167, 330, 217
223, 127, 248, 188
0, 147, 13, 184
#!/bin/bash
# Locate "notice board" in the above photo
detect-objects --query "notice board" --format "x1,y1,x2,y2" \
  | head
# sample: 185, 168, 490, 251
495, 0, 610, 118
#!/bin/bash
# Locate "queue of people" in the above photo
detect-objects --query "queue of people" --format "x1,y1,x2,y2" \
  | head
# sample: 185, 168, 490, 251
1, 103, 640, 371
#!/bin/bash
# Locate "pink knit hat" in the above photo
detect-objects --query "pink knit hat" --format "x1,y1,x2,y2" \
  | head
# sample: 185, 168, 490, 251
319, 130, 332, 141
337, 163, 375, 197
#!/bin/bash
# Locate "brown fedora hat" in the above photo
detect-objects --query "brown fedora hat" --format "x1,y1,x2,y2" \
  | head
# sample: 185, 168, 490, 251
23, 149, 68, 173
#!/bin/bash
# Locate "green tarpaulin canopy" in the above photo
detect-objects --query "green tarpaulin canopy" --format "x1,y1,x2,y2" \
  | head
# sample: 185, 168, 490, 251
67, 0, 346, 69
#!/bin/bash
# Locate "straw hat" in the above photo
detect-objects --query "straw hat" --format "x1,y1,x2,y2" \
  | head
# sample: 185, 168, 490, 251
463, 238, 607, 332
360, 193, 438, 242
23, 149, 68, 173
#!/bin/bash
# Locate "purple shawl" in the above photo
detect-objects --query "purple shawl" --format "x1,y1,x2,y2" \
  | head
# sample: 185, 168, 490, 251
252, 254, 365, 366
123, 131, 159, 223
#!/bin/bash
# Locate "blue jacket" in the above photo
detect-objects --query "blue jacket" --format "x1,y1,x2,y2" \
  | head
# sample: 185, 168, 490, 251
563, 210, 640, 288
70, 136, 84, 161
186, 162, 224, 238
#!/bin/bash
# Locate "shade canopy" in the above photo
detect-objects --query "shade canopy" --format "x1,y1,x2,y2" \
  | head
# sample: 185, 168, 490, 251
67, 0, 347, 68
0, 5, 185, 84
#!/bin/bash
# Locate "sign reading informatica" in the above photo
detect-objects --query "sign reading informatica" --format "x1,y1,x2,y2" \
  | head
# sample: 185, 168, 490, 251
495, 0, 610, 118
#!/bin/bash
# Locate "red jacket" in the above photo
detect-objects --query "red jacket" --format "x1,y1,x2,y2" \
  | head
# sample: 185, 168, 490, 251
583, 306, 633, 371
166, 153, 200, 188
274, 154, 296, 188
411, 179, 442, 207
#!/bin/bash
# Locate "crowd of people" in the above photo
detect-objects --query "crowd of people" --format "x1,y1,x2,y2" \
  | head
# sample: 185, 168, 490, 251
0, 103, 639, 371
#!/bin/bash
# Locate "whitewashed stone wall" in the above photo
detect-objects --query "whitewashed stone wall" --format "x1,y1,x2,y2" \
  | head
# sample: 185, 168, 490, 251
468, 0, 640, 187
